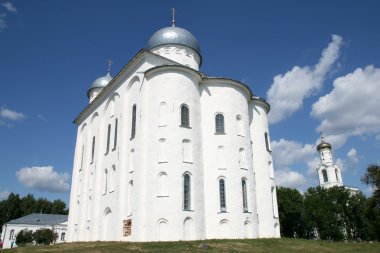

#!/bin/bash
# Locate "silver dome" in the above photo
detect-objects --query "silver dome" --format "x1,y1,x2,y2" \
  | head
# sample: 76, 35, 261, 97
146, 26, 201, 57
87, 72, 112, 97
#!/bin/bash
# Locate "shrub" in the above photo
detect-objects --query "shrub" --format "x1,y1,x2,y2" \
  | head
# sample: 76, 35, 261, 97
32, 228, 57, 245
15, 229, 34, 246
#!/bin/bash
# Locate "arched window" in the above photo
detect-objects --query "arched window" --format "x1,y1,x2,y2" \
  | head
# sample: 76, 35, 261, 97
271, 186, 275, 217
242, 179, 248, 212
106, 124, 111, 154
182, 139, 192, 162
157, 218, 169, 241
80, 144, 85, 171
236, 115, 244, 136
109, 165, 116, 193
131, 105, 136, 139
127, 180, 133, 215
217, 146, 226, 169
103, 168, 108, 195
89, 170, 94, 191
91, 136, 95, 163
183, 174, 191, 210
61, 232, 66, 241
159, 102, 167, 126
322, 169, 328, 183
157, 172, 169, 196
9, 229, 14, 240
239, 148, 246, 169
158, 139, 167, 163
113, 118, 118, 149
265, 132, 271, 151
129, 149, 134, 172
183, 217, 195, 240
219, 179, 226, 212
335, 169, 339, 181
215, 113, 225, 134
180, 104, 190, 127
269, 161, 274, 178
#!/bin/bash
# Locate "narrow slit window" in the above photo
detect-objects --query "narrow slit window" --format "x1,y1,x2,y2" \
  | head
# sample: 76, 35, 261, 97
106, 124, 111, 154
159, 102, 167, 126
242, 179, 248, 212
219, 179, 226, 212
131, 105, 136, 139
103, 168, 108, 195
239, 148, 246, 168
183, 174, 191, 210
80, 144, 85, 170
91, 136, 95, 163
158, 139, 167, 162
265, 132, 271, 151
215, 113, 225, 134
113, 118, 118, 149
322, 169, 328, 183
180, 105, 190, 127
182, 139, 192, 162
236, 115, 244, 136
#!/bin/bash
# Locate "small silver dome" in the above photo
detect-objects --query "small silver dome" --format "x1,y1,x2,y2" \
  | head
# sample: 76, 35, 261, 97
87, 72, 112, 97
146, 26, 201, 57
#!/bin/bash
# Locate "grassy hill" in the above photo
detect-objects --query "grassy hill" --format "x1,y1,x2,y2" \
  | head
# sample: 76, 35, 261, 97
3, 238, 380, 253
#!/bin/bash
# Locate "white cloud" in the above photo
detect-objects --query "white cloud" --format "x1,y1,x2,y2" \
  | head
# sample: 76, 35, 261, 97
0, 107, 26, 121
16, 166, 70, 193
267, 35, 343, 124
0, 2, 17, 32
347, 148, 359, 164
271, 138, 315, 167
275, 168, 308, 189
0, 190, 10, 200
2, 2, 17, 13
306, 156, 321, 176
311, 65, 380, 146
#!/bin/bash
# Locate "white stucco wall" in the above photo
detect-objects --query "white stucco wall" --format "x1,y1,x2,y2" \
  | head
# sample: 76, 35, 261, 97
67, 49, 280, 242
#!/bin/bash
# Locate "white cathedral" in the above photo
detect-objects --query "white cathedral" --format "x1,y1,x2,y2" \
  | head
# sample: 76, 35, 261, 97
67, 19, 280, 242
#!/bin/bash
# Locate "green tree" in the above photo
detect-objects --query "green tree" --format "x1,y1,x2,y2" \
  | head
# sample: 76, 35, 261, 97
20, 194, 36, 216
277, 187, 305, 238
35, 198, 52, 214
361, 164, 380, 203
303, 186, 370, 241
33, 228, 57, 245
15, 229, 34, 246
0, 193, 21, 233
51, 199, 68, 215
361, 164, 380, 241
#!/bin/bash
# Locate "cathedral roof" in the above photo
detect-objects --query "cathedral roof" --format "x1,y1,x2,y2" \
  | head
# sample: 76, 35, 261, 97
146, 26, 201, 58
6, 213, 68, 226
87, 72, 112, 98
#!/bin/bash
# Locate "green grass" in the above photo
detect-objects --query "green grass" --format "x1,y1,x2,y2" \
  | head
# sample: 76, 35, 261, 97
3, 238, 380, 253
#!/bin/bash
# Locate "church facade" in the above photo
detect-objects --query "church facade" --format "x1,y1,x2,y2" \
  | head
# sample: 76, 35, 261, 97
67, 22, 280, 242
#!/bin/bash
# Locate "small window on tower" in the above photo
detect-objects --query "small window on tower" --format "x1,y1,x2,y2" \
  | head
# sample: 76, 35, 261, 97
322, 169, 328, 183
215, 113, 225, 134
180, 104, 190, 127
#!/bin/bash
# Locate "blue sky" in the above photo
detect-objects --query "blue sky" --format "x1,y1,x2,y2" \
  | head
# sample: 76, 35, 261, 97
1, 0, 379, 204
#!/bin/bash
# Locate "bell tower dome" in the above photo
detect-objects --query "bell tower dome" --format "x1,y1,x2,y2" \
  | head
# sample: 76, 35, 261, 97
316, 134, 343, 188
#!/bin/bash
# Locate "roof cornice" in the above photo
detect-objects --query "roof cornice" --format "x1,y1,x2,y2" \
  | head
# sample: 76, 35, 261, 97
251, 96, 270, 113
145, 64, 203, 81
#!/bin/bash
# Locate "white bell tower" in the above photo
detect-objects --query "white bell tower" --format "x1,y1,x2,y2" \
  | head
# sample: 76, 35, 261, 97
316, 134, 343, 188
